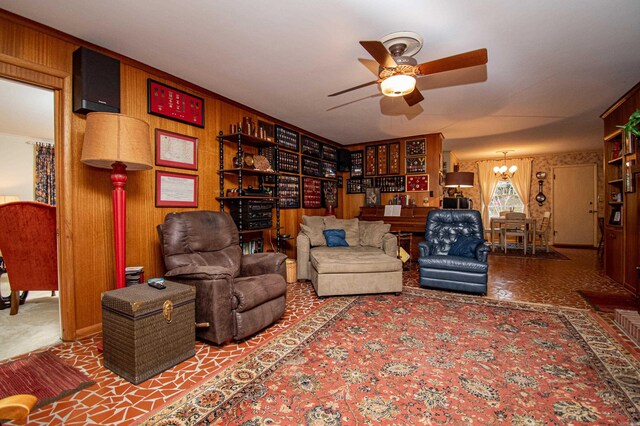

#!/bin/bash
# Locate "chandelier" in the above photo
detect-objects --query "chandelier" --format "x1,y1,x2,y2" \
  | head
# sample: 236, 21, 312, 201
493, 151, 517, 180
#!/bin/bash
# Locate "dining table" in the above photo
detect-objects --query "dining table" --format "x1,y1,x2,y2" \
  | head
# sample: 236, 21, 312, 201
489, 217, 537, 254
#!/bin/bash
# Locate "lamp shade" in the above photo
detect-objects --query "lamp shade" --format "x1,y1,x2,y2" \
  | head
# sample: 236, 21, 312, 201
81, 112, 152, 171
444, 172, 474, 188
0, 195, 19, 204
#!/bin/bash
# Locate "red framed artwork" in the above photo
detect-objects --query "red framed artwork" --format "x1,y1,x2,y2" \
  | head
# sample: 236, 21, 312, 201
377, 144, 388, 175
148, 79, 205, 128
156, 171, 198, 207
406, 175, 430, 192
365, 145, 376, 176
155, 129, 198, 170
388, 142, 400, 174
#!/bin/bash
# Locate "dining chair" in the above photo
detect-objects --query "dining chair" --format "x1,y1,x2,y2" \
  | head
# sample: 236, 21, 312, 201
502, 212, 527, 253
534, 212, 552, 252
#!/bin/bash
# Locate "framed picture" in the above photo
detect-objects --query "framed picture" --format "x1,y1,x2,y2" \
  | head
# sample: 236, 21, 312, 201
625, 159, 636, 193
405, 139, 426, 156
156, 171, 198, 207
406, 175, 430, 192
406, 156, 426, 174
302, 177, 322, 208
365, 187, 381, 206
275, 125, 299, 152
388, 142, 400, 174
155, 129, 198, 170
350, 150, 364, 178
147, 79, 204, 128
365, 145, 376, 176
377, 144, 388, 175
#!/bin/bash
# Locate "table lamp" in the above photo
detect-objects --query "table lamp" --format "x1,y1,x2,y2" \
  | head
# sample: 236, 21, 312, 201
444, 172, 474, 197
81, 113, 152, 289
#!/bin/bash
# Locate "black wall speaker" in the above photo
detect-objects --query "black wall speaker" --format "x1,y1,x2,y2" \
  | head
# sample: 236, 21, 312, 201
337, 148, 351, 172
73, 47, 121, 114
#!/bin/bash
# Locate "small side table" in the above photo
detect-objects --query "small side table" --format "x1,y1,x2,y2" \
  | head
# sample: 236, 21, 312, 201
393, 232, 413, 270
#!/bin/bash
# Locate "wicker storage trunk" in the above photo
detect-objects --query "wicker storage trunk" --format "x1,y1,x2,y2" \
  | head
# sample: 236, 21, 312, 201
102, 281, 196, 384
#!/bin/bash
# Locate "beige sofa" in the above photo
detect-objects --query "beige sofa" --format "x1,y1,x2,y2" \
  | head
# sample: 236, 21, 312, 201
296, 215, 403, 297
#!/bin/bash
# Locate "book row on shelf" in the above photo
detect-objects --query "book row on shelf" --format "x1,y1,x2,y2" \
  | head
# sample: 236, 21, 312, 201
241, 238, 264, 255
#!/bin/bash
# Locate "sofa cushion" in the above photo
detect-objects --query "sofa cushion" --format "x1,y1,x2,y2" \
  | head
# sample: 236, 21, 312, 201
359, 221, 391, 248
300, 224, 326, 247
418, 255, 488, 274
311, 249, 401, 274
323, 229, 349, 247
324, 216, 359, 246
448, 235, 485, 258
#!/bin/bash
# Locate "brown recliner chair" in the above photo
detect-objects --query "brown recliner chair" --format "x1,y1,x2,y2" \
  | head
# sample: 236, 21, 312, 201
157, 211, 287, 345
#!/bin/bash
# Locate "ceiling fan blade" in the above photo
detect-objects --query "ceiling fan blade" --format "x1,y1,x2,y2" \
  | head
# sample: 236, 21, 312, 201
404, 89, 424, 107
417, 48, 488, 76
328, 80, 378, 97
359, 40, 397, 68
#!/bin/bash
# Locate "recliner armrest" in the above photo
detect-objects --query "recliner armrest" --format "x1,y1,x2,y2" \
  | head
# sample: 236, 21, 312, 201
418, 240, 431, 257
381, 233, 398, 257
165, 265, 234, 280
475, 243, 490, 263
240, 252, 287, 280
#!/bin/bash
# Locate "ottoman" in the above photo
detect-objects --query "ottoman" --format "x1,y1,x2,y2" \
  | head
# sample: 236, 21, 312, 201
310, 249, 403, 297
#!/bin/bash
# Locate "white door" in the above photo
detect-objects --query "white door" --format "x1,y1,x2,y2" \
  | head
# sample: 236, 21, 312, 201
552, 164, 597, 246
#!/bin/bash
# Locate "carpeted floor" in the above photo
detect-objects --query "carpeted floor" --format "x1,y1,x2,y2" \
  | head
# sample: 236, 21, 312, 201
144, 288, 640, 424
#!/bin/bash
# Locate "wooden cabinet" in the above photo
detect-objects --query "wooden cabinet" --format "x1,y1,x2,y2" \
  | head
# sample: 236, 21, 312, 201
604, 226, 624, 285
601, 82, 640, 291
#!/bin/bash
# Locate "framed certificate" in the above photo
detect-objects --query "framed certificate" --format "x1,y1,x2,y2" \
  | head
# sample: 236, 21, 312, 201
155, 129, 198, 170
156, 171, 198, 207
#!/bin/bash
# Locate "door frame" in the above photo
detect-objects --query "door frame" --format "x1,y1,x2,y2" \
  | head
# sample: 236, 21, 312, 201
551, 163, 598, 247
0, 53, 76, 341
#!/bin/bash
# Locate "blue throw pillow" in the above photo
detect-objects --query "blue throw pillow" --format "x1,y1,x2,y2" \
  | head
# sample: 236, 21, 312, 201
323, 229, 349, 247
448, 235, 484, 258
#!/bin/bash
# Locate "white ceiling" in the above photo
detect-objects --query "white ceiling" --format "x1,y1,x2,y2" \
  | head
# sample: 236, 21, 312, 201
0, 77, 54, 141
1, 0, 639, 159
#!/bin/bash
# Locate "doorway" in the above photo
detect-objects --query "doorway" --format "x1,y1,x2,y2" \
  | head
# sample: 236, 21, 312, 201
0, 76, 59, 360
552, 164, 598, 246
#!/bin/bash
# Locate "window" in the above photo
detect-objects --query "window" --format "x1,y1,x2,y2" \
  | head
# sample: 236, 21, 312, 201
488, 180, 524, 218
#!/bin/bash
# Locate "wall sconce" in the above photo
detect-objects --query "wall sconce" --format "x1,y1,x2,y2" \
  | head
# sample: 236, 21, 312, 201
535, 171, 547, 206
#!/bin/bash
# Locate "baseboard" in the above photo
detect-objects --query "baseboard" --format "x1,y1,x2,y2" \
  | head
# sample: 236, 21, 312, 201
72, 322, 102, 341
552, 244, 596, 249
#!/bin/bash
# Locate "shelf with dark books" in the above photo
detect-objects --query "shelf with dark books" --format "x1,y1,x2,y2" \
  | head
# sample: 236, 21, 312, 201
302, 156, 322, 177
322, 160, 337, 178
274, 124, 299, 152
301, 136, 321, 157
277, 175, 300, 209
322, 144, 338, 162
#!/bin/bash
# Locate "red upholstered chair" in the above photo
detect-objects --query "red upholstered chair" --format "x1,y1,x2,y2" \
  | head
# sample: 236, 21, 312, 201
0, 202, 58, 315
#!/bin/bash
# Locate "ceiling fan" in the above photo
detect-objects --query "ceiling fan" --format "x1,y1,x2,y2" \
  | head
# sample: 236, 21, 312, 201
329, 32, 488, 106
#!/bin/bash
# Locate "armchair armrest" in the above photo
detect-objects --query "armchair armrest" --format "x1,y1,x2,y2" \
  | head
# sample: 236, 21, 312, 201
381, 233, 398, 257
475, 243, 490, 263
418, 240, 431, 257
165, 264, 234, 280
296, 233, 311, 280
240, 252, 287, 281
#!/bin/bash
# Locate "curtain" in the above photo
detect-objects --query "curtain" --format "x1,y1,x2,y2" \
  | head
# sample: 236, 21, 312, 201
34, 143, 56, 205
477, 160, 501, 229
509, 157, 533, 216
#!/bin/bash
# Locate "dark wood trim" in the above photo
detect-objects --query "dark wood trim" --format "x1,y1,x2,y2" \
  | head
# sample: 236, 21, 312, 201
601, 81, 640, 119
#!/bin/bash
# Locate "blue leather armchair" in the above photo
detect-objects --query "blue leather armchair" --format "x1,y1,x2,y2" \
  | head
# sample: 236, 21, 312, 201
418, 209, 489, 295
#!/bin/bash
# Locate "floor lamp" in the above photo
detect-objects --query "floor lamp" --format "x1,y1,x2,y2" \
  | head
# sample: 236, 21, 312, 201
81, 113, 152, 289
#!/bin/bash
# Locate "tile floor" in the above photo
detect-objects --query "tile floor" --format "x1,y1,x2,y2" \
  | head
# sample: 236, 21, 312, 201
4, 247, 638, 425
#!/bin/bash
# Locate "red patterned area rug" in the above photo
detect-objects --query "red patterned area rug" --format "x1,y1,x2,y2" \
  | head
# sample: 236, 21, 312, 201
0, 350, 95, 409
143, 288, 640, 425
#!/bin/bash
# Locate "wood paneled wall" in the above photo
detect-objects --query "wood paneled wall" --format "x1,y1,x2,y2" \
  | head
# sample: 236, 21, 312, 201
0, 11, 334, 339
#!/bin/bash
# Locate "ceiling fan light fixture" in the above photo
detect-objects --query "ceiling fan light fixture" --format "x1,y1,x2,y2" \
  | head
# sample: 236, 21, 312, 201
380, 74, 416, 97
